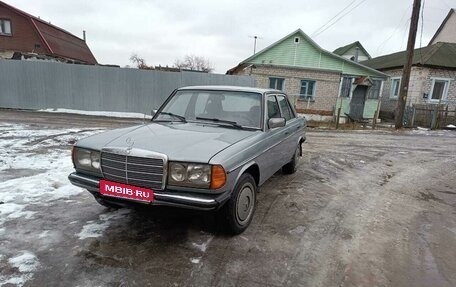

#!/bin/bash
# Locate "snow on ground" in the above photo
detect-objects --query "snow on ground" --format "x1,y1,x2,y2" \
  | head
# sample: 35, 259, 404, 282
0, 123, 107, 286
0, 123, 104, 224
77, 209, 130, 240
0, 251, 39, 287
39, 108, 152, 119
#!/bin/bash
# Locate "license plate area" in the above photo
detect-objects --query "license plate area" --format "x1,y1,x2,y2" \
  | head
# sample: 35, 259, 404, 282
99, 180, 154, 203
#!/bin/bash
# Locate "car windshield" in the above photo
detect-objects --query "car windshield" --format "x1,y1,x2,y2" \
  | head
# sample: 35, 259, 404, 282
154, 90, 262, 129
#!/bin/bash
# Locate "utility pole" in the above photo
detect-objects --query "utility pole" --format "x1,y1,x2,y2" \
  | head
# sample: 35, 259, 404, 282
249, 35, 262, 55
395, 0, 421, 129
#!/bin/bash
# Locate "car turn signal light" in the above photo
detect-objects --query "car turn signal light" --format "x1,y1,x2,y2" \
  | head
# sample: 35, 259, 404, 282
210, 165, 226, 189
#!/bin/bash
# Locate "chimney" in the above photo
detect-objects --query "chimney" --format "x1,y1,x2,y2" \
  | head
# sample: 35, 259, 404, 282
83, 30, 86, 42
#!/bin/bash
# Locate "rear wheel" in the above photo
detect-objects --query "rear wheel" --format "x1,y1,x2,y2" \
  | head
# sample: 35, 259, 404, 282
282, 144, 301, 174
218, 173, 257, 235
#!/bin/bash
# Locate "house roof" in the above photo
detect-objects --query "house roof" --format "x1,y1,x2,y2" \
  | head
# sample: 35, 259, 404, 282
0, 1, 97, 64
361, 42, 456, 70
428, 8, 455, 45
333, 41, 371, 59
227, 29, 386, 78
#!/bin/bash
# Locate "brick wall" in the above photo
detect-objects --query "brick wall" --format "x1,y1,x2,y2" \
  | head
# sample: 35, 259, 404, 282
236, 65, 341, 114
0, 6, 47, 55
380, 67, 456, 118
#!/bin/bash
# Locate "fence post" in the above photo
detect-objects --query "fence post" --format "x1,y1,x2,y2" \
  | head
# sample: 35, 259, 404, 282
430, 105, 438, 130
336, 107, 341, 129
411, 107, 416, 128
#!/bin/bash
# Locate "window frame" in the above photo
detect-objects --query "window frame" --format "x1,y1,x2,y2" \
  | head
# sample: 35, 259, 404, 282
0, 18, 12, 36
390, 77, 401, 99
276, 94, 296, 121
428, 77, 451, 103
269, 77, 285, 91
339, 76, 354, 98
367, 79, 382, 99
299, 79, 317, 101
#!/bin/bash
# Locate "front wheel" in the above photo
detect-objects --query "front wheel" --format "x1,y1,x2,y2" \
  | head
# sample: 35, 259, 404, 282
218, 173, 257, 235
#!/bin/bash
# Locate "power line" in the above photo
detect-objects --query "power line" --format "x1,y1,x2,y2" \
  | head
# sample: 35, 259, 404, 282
311, 0, 357, 37
375, 4, 412, 55
312, 0, 368, 38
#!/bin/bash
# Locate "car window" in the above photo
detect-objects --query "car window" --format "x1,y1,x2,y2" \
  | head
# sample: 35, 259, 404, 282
194, 93, 210, 116
267, 95, 280, 119
156, 90, 262, 128
159, 92, 193, 118
277, 95, 294, 121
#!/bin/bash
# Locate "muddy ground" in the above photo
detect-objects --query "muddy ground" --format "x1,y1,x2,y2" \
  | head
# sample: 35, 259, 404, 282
0, 109, 455, 287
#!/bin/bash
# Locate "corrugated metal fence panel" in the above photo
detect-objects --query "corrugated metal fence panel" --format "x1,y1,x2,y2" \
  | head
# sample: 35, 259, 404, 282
0, 60, 255, 114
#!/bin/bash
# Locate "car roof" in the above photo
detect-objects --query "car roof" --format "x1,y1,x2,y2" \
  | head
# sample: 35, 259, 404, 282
177, 85, 281, 94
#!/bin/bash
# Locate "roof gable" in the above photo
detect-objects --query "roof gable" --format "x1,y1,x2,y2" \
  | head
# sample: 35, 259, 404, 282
235, 29, 385, 78
0, 1, 97, 64
429, 8, 456, 45
32, 19, 97, 64
333, 41, 372, 59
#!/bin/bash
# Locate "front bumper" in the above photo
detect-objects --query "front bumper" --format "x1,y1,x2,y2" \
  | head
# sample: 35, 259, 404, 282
68, 172, 229, 211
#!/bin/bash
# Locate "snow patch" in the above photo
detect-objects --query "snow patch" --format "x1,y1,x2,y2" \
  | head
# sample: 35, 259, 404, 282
192, 236, 213, 252
38, 230, 49, 238
8, 251, 39, 273
289, 225, 306, 235
0, 123, 103, 228
77, 209, 130, 240
190, 257, 201, 264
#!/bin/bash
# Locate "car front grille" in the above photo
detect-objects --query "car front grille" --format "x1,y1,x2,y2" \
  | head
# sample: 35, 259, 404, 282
100, 150, 166, 190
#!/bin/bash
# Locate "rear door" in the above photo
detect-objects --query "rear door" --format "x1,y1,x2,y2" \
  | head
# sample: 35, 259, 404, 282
276, 94, 300, 162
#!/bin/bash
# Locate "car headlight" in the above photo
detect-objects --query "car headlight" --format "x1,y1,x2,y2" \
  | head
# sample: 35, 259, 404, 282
168, 162, 226, 189
73, 147, 101, 172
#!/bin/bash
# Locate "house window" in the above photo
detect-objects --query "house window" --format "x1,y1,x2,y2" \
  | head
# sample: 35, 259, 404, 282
340, 76, 353, 97
0, 19, 12, 36
299, 80, 316, 100
269, 77, 284, 91
390, 77, 401, 98
367, 80, 382, 99
429, 78, 451, 102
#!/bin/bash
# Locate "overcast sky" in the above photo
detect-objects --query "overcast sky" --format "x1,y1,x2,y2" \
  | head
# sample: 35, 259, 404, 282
7, 0, 454, 73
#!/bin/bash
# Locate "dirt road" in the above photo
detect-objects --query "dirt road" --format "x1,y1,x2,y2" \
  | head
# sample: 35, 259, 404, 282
0, 109, 455, 286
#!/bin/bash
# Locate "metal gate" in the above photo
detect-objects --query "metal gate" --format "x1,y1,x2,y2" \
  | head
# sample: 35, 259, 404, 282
349, 86, 367, 120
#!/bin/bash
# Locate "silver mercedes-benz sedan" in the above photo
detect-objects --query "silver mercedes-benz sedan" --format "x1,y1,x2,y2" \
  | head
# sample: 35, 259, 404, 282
68, 86, 306, 234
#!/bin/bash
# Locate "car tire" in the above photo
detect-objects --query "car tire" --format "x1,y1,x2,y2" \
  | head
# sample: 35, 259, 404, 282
282, 144, 301, 174
218, 173, 257, 235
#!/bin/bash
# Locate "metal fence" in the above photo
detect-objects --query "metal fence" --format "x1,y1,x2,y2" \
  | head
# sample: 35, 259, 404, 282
0, 60, 255, 114
405, 103, 456, 129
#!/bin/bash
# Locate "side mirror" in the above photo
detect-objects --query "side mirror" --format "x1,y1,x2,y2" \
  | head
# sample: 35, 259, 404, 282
151, 109, 157, 117
268, 118, 286, 129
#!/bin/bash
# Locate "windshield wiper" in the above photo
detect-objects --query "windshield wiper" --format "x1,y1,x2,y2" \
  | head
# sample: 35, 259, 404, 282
195, 116, 243, 129
157, 112, 187, 122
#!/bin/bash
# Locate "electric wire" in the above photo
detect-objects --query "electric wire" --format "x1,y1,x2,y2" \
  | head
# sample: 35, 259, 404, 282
312, 0, 368, 38
419, 0, 425, 63
311, 0, 357, 37
375, 4, 412, 55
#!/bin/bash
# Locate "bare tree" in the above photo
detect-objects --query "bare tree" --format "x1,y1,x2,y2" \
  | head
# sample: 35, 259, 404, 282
129, 53, 153, 70
174, 55, 214, 72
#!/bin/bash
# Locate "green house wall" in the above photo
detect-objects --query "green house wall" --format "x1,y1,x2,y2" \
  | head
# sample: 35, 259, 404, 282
248, 31, 382, 77
336, 98, 379, 119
